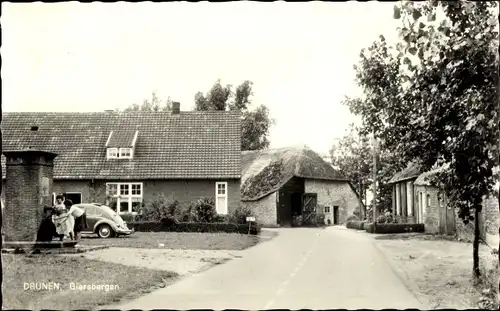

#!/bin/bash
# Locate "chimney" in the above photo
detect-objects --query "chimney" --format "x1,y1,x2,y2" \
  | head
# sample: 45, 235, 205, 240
172, 102, 180, 114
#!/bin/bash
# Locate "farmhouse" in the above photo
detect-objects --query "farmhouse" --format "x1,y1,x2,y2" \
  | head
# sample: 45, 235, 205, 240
389, 162, 499, 248
1, 103, 241, 216
241, 146, 365, 227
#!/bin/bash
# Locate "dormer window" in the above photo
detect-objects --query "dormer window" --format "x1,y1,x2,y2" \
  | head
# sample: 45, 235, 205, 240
105, 130, 139, 160
119, 148, 132, 159
107, 148, 118, 159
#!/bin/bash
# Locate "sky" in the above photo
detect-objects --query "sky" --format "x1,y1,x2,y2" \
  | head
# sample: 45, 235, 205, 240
2, 1, 401, 157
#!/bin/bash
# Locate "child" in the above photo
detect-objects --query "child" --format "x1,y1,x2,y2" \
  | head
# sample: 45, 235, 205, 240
36, 206, 57, 242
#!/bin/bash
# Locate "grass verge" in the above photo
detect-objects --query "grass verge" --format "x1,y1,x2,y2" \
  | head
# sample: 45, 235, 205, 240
375, 238, 494, 309
2, 254, 178, 310
80, 231, 274, 250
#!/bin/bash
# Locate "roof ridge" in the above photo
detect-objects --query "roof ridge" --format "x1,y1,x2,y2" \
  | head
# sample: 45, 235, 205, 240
2, 111, 241, 114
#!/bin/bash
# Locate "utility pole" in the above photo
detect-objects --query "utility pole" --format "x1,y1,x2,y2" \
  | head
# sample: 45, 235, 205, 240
372, 134, 378, 224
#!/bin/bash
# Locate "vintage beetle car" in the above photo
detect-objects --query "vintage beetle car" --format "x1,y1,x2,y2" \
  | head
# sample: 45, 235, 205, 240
73, 203, 134, 238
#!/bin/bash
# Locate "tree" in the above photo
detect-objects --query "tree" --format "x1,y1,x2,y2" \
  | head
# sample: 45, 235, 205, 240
329, 124, 372, 206
122, 92, 173, 112
346, 0, 498, 279
194, 79, 274, 150
329, 123, 406, 218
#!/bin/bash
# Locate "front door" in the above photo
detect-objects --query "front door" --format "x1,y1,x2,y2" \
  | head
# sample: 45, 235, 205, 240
333, 206, 339, 225
445, 197, 456, 234
64, 192, 82, 204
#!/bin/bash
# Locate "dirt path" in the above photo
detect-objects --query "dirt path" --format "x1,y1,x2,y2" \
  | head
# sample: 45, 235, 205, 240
63, 247, 242, 276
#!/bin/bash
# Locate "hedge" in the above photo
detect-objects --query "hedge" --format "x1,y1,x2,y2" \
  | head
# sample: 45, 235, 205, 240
346, 220, 365, 230
364, 223, 424, 234
119, 212, 137, 223
127, 221, 261, 235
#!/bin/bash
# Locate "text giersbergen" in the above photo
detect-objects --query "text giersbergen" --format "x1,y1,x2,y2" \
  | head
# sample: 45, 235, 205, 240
24, 282, 119, 291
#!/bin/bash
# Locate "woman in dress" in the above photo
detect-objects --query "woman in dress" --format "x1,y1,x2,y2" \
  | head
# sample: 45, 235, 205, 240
52, 195, 74, 241
65, 199, 86, 243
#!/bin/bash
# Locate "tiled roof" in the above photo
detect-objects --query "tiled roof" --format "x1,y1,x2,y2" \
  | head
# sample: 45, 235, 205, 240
414, 163, 450, 186
106, 130, 138, 148
2, 111, 241, 180
388, 161, 422, 184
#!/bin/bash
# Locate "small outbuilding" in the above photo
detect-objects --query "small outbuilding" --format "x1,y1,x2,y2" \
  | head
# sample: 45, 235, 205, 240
240, 146, 365, 227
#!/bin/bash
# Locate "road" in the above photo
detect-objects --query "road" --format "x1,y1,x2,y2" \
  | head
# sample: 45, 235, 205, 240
116, 226, 425, 310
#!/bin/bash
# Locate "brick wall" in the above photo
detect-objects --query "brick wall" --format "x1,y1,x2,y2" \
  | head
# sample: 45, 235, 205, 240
455, 209, 475, 243
453, 195, 498, 247
483, 195, 499, 248
3, 151, 56, 242
54, 178, 241, 215
52, 180, 93, 203
304, 179, 363, 224
241, 192, 278, 227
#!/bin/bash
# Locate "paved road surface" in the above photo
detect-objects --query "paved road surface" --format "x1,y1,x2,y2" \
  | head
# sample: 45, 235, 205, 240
116, 226, 425, 309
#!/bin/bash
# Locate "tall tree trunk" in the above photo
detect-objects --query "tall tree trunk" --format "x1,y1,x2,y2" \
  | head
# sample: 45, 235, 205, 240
473, 207, 481, 279
497, 22, 500, 306
372, 135, 378, 224
359, 181, 366, 219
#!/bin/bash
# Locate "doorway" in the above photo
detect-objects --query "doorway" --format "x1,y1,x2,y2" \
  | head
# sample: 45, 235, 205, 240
64, 192, 82, 205
302, 193, 318, 226
333, 206, 339, 225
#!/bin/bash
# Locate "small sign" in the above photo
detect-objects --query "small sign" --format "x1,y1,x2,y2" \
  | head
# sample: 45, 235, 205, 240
246, 216, 256, 222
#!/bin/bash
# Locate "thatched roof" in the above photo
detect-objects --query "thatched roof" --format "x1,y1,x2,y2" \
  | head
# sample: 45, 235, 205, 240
241, 145, 348, 201
388, 161, 422, 184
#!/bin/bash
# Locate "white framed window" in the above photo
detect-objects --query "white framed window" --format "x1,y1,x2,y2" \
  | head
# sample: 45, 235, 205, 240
215, 182, 228, 215
107, 148, 118, 159
119, 148, 133, 159
324, 206, 331, 213
106, 182, 143, 213
107, 147, 133, 159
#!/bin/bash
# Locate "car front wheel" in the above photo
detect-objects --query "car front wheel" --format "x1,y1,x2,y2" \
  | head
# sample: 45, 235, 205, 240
97, 224, 114, 238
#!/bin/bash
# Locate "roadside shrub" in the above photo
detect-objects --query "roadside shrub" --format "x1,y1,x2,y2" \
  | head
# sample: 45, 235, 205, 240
119, 212, 136, 223
229, 204, 255, 225
346, 220, 365, 230
136, 194, 183, 222
363, 223, 425, 234
384, 214, 394, 224
190, 197, 217, 223
213, 214, 230, 223
346, 214, 359, 222
126, 221, 163, 232
361, 221, 368, 230
376, 223, 424, 234
127, 221, 261, 235
377, 215, 387, 224
364, 222, 375, 233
